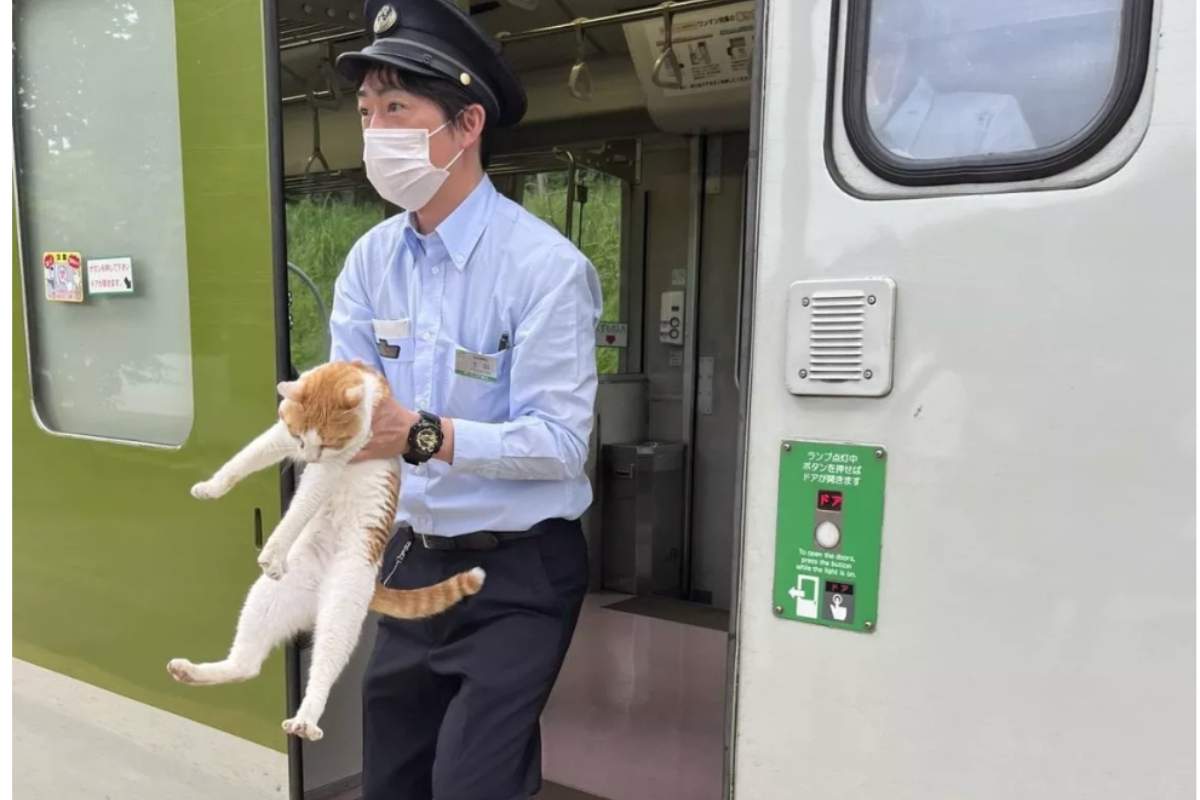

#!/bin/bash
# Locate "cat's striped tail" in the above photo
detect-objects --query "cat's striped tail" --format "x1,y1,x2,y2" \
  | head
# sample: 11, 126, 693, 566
369, 567, 486, 620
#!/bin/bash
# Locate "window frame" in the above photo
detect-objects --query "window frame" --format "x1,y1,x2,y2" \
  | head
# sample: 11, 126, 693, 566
504, 163, 633, 375
840, 0, 1155, 187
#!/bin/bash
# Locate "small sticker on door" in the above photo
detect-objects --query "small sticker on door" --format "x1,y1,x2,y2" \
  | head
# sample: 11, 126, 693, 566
454, 349, 500, 382
596, 322, 628, 348
43, 252, 84, 302
87, 257, 134, 295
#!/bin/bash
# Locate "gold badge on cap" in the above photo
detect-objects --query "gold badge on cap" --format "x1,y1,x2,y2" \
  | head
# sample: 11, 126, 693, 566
374, 3, 398, 35
459, 72, 472, 86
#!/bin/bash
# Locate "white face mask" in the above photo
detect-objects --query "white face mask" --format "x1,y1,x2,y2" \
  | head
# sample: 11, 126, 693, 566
363, 120, 464, 211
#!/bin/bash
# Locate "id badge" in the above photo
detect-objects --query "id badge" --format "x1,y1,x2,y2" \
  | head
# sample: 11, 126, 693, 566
454, 348, 500, 382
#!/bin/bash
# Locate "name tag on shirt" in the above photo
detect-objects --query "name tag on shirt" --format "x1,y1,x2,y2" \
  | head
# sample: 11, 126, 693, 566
454, 348, 500, 382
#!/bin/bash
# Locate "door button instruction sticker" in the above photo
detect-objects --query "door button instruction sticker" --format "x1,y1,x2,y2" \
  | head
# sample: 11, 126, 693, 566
774, 441, 886, 633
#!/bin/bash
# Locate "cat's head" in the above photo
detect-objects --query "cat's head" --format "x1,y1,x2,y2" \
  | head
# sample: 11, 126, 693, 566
276, 361, 381, 463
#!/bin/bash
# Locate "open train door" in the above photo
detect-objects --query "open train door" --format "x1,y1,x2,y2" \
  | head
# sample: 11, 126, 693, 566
13, 0, 293, 792
731, 1, 1194, 797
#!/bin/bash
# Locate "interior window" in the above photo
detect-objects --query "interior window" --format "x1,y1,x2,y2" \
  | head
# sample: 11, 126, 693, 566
519, 167, 626, 375
14, 0, 194, 445
285, 194, 385, 374
845, 0, 1152, 183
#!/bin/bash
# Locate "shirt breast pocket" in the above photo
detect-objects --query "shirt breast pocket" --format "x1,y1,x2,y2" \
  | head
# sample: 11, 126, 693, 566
444, 345, 511, 421
372, 319, 415, 399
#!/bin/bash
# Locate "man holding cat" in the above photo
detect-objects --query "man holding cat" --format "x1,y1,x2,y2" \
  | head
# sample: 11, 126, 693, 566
327, 1, 600, 798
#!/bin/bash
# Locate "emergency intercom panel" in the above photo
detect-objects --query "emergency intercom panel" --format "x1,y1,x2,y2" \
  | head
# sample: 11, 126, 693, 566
659, 290, 684, 345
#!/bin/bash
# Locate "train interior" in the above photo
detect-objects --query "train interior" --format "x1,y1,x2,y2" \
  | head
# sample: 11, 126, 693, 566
274, 1, 757, 798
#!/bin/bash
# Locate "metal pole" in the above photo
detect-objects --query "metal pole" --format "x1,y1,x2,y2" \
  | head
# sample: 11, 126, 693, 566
679, 134, 707, 602
562, 150, 578, 240
283, 89, 334, 105
279, 0, 740, 53
280, 29, 364, 51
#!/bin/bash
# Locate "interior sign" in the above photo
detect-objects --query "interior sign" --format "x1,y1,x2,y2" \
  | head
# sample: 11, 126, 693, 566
596, 322, 629, 348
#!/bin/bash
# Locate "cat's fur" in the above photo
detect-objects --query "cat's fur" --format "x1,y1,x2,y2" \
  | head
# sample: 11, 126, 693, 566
166, 361, 483, 741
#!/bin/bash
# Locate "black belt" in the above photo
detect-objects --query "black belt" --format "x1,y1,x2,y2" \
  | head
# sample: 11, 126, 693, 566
404, 519, 560, 552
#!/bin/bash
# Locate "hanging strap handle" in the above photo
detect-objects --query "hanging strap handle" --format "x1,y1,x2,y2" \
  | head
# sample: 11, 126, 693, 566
568, 19, 593, 101
651, 4, 683, 89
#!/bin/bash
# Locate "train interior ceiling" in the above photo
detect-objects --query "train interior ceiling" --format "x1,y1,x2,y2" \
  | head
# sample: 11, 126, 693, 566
277, 1, 754, 798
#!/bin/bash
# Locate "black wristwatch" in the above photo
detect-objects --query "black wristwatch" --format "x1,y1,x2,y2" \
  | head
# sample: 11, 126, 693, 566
403, 410, 444, 465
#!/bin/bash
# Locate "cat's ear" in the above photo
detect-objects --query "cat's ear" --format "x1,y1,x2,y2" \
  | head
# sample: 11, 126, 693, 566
341, 384, 365, 408
277, 380, 300, 401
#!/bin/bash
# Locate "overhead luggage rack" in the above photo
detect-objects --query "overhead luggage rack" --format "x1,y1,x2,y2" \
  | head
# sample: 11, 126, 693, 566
283, 167, 372, 199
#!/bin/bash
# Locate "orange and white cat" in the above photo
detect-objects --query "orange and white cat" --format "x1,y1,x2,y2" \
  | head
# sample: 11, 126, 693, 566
167, 361, 483, 741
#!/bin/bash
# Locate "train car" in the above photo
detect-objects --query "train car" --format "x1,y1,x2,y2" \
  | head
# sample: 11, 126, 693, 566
12, 1, 1194, 798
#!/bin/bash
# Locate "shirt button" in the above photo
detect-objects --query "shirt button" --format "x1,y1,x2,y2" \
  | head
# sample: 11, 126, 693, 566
422, 331, 434, 342
432, 266, 440, 275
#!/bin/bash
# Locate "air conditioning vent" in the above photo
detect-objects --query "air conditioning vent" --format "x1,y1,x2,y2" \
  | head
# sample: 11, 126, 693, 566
786, 278, 896, 397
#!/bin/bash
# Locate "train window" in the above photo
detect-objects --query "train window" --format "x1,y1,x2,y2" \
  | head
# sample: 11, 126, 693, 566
286, 195, 386, 374
14, 0, 194, 445
520, 168, 627, 375
842, 0, 1154, 185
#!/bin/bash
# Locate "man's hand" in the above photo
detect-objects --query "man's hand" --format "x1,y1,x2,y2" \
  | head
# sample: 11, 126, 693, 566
352, 396, 419, 462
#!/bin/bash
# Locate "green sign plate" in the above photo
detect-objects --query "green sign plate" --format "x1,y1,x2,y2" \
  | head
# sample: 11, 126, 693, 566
773, 440, 887, 632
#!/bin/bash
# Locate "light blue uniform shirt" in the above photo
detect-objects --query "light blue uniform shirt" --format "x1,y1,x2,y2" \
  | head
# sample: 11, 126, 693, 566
329, 177, 602, 536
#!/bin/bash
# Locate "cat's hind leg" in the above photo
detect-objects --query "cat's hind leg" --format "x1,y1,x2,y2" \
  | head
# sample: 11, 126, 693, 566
168, 550, 322, 686
282, 552, 376, 741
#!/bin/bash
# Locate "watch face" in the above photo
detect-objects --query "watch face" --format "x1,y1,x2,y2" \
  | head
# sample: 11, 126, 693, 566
415, 427, 440, 454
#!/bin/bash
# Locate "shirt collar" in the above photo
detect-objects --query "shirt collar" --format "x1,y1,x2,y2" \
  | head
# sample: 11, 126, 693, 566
399, 176, 496, 272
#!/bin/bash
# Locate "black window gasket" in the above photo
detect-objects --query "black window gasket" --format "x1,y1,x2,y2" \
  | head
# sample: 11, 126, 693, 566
841, 0, 1155, 187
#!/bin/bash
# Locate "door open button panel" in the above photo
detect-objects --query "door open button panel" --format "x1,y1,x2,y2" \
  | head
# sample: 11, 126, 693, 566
774, 441, 887, 633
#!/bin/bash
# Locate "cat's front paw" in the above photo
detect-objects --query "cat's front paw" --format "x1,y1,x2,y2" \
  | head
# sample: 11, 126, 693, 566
167, 658, 198, 684
191, 478, 231, 500
257, 545, 288, 580
282, 716, 324, 741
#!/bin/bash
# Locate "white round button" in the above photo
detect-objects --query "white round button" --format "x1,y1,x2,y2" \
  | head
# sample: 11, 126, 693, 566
815, 520, 841, 549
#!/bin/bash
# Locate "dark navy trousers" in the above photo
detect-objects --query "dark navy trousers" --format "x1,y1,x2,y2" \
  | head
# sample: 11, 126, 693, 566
362, 519, 588, 800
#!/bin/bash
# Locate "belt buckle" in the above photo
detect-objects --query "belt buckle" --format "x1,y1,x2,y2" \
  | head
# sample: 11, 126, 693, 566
418, 534, 435, 550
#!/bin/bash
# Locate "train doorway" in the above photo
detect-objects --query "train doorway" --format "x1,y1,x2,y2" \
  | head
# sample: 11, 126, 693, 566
268, 2, 760, 798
